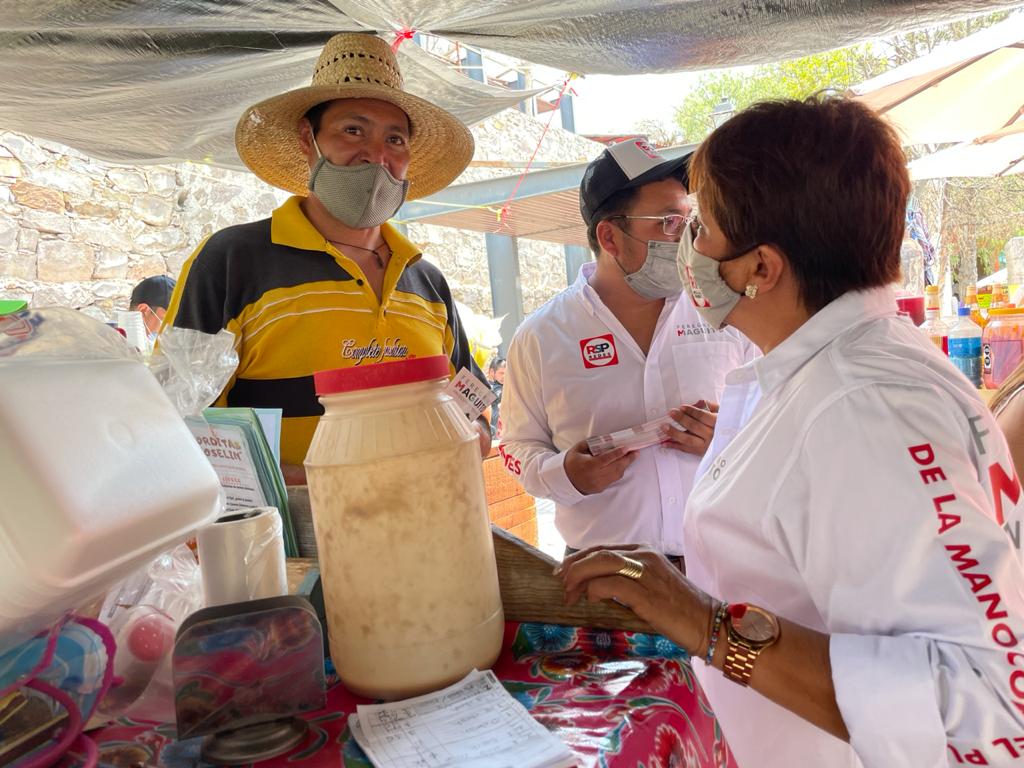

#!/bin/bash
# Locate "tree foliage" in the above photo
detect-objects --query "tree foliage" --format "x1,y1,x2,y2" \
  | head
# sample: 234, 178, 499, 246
669, 11, 1012, 143
633, 118, 685, 148
915, 176, 1024, 286
671, 47, 885, 143
885, 12, 1012, 67
664, 10, 1021, 282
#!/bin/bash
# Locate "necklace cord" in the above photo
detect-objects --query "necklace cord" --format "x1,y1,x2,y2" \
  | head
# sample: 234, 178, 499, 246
327, 238, 390, 268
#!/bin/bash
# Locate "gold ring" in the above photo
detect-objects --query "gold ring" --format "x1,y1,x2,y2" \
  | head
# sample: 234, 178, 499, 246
616, 556, 644, 581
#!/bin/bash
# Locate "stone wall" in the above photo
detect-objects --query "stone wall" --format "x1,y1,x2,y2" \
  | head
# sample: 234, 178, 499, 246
0, 132, 287, 321
0, 108, 602, 328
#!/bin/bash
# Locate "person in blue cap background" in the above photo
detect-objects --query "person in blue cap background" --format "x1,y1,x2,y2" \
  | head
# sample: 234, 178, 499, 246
129, 274, 176, 335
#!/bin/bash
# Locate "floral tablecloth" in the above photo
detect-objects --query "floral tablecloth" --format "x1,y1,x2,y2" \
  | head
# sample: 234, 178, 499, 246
87, 622, 735, 768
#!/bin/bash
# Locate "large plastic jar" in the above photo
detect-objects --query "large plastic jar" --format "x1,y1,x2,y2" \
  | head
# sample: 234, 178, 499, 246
304, 356, 503, 700
982, 309, 1024, 389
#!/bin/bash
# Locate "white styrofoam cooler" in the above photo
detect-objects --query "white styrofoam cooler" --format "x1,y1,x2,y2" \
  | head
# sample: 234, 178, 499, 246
0, 357, 222, 650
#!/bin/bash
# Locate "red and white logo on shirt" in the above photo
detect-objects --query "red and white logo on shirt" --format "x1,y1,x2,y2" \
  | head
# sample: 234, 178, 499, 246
580, 334, 619, 368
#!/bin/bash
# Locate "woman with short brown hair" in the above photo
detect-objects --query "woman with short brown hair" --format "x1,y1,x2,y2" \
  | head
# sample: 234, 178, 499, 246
560, 96, 1024, 768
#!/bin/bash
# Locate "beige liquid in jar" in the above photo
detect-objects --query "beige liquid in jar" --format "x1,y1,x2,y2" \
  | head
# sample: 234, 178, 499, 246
307, 436, 503, 700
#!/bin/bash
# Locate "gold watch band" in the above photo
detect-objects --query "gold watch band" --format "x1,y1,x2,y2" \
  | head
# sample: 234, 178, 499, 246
721, 603, 780, 687
722, 640, 761, 686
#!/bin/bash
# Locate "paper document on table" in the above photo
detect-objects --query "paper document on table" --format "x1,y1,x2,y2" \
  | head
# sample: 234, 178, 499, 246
586, 414, 685, 456
349, 669, 576, 768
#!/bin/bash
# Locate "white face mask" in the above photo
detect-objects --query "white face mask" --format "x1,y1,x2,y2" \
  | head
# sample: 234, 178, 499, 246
623, 239, 685, 300
676, 221, 746, 329
308, 137, 409, 229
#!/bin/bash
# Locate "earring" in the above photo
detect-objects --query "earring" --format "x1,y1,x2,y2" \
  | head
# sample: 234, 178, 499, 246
745, 284, 758, 299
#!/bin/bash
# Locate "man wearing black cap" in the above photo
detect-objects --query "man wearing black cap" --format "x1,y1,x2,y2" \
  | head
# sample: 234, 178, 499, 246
499, 140, 756, 561
129, 274, 176, 335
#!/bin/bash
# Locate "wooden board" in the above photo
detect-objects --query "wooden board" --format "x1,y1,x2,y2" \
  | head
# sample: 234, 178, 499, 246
489, 526, 654, 633
283, 530, 653, 633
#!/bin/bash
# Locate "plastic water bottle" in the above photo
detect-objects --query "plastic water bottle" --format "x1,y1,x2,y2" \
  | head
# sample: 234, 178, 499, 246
948, 306, 983, 387
919, 285, 950, 354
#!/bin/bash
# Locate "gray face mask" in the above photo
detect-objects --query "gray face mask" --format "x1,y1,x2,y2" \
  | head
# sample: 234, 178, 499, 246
676, 221, 746, 329
308, 137, 409, 229
623, 239, 685, 300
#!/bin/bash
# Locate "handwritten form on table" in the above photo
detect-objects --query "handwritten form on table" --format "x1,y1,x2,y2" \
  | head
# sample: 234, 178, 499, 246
348, 670, 576, 768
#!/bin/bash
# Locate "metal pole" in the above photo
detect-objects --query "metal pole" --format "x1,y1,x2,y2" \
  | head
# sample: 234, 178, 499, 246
486, 233, 525, 356
563, 245, 590, 286
516, 72, 528, 114
559, 93, 576, 134
463, 49, 485, 84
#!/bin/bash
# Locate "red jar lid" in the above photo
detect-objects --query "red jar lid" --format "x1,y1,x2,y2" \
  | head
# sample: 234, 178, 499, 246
314, 355, 451, 395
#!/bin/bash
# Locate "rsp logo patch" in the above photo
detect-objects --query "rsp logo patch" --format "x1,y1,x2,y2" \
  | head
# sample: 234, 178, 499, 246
633, 139, 661, 160
580, 334, 619, 369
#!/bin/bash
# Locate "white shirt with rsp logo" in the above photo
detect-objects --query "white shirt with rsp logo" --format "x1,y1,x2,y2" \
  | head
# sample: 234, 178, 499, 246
499, 261, 755, 553
685, 287, 1024, 768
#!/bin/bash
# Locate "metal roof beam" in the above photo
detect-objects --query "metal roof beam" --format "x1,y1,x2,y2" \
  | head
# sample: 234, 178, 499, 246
398, 143, 697, 222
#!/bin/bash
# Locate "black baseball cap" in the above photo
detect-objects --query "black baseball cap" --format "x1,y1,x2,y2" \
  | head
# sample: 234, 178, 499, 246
130, 275, 176, 310
580, 139, 692, 226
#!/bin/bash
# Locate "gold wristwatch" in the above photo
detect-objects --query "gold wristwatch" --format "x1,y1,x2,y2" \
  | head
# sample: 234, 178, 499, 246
722, 603, 780, 686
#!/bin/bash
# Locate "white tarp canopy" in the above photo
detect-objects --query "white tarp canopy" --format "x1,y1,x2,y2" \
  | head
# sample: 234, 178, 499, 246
2, 0, 1023, 172
908, 124, 1024, 179
852, 14, 1024, 146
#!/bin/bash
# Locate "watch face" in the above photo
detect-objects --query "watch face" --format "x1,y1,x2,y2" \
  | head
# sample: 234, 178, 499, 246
733, 605, 779, 643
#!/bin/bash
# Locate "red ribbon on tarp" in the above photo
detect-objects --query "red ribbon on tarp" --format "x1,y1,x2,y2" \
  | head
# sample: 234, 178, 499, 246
391, 28, 416, 52
496, 74, 579, 232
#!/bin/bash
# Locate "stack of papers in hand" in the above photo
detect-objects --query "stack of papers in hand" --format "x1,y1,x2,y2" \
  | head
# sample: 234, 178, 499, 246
586, 414, 685, 456
349, 670, 576, 768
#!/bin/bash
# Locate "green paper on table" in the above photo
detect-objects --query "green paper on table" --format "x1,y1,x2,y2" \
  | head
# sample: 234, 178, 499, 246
188, 407, 298, 556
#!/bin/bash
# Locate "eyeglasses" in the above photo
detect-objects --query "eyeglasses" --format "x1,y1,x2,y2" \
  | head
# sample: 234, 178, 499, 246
607, 214, 688, 238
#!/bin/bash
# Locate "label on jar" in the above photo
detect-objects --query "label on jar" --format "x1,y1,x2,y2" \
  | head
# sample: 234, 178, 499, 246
444, 367, 496, 421
987, 339, 1023, 388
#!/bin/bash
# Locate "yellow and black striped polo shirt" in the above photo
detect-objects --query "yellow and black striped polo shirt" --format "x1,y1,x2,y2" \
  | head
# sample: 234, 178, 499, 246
165, 196, 483, 465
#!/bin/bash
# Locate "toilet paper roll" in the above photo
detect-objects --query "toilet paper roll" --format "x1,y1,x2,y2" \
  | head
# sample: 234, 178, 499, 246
197, 507, 288, 607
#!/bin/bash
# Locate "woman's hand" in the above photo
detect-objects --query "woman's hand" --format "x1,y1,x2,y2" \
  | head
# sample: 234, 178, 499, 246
557, 545, 715, 656
560, 550, 849, 740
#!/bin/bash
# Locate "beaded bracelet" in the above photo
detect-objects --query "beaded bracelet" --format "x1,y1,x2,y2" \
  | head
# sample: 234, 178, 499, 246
704, 601, 730, 665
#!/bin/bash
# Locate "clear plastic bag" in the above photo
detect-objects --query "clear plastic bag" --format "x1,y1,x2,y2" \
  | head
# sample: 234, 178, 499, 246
96, 544, 203, 722
0, 306, 138, 362
148, 326, 238, 418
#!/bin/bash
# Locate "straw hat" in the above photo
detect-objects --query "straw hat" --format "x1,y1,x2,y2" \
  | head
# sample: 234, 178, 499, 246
235, 33, 474, 200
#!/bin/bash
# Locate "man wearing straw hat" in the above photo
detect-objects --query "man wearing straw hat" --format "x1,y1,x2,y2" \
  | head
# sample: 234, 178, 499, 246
164, 33, 491, 482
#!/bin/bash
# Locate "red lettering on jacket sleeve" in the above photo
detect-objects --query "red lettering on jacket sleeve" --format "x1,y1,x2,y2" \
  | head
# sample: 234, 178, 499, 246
993, 737, 1017, 758
989, 461, 1021, 526
910, 443, 935, 465
938, 512, 962, 534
